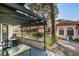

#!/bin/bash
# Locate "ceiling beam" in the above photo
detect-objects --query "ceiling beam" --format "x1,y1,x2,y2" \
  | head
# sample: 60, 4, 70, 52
22, 21, 46, 27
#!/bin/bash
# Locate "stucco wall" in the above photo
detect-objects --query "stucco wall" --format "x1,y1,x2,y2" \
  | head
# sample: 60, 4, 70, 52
56, 25, 78, 40
8, 25, 14, 40
76, 29, 79, 38
38, 26, 44, 32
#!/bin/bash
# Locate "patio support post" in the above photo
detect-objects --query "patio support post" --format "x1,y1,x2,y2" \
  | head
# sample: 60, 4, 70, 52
44, 25, 46, 51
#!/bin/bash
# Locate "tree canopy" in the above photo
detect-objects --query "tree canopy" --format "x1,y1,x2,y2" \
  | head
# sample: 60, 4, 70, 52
27, 3, 59, 20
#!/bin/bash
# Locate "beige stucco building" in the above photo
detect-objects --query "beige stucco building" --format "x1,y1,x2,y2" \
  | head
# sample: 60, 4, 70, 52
56, 20, 79, 40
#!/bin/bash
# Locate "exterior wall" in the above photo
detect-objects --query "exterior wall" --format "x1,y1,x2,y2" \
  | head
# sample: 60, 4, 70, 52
56, 25, 77, 40
38, 26, 44, 32
8, 25, 14, 40
8, 25, 19, 40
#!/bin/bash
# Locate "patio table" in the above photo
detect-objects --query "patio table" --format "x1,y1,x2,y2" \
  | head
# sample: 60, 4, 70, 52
7, 44, 31, 56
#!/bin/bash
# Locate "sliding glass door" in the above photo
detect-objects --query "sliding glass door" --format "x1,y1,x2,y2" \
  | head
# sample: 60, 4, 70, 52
2, 24, 8, 56
2, 24, 8, 42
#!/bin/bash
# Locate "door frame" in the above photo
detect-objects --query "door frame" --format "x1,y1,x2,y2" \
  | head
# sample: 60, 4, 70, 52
67, 28, 74, 41
2, 24, 8, 42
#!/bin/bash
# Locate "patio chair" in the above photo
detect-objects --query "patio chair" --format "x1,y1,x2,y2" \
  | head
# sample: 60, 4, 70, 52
1, 40, 10, 56
11, 39, 20, 47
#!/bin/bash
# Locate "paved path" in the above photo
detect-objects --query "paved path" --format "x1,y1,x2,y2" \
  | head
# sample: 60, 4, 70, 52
51, 40, 79, 56
21, 38, 44, 50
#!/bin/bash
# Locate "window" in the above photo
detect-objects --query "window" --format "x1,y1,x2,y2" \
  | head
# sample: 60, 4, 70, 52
67, 28, 74, 36
59, 28, 64, 35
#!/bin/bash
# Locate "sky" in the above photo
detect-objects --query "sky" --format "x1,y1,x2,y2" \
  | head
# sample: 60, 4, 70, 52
57, 3, 79, 21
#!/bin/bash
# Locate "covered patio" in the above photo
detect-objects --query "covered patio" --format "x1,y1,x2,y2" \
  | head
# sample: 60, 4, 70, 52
0, 3, 47, 56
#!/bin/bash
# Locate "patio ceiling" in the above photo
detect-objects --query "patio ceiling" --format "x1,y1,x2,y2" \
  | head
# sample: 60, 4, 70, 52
0, 3, 47, 26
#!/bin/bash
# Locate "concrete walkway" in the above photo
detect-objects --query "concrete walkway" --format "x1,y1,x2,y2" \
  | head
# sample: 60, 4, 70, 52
51, 40, 79, 56
21, 38, 44, 50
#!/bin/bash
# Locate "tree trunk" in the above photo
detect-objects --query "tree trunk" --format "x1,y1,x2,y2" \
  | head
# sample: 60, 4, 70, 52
48, 3, 55, 37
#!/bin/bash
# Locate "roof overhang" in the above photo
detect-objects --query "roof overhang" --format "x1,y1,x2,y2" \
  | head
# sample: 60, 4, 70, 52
0, 3, 47, 26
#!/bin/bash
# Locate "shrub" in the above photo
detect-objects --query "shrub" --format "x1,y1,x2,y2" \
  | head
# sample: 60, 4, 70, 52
74, 38, 79, 42
32, 32, 43, 39
26, 28, 36, 32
